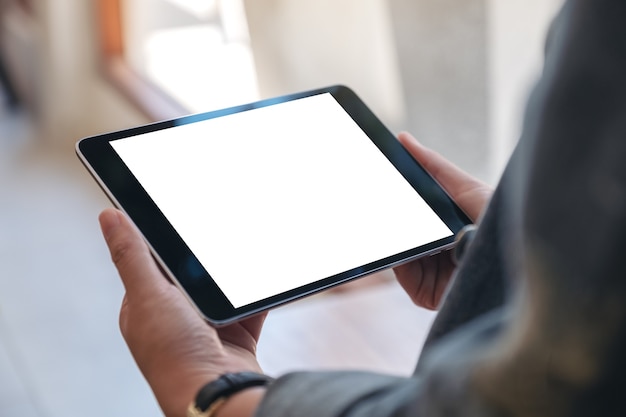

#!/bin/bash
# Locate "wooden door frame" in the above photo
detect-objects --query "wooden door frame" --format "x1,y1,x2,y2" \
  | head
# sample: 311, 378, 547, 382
97, 0, 188, 121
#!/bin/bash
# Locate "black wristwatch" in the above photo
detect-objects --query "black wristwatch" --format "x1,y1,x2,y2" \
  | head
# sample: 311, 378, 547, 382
187, 372, 274, 417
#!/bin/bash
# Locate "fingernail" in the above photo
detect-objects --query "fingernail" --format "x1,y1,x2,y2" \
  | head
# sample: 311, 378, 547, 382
99, 210, 121, 240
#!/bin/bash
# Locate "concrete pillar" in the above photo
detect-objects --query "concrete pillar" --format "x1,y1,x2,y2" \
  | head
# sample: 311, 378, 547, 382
487, 0, 564, 179
388, 0, 489, 180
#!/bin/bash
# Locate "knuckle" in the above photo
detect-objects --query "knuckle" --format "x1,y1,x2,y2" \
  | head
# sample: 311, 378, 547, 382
109, 235, 138, 270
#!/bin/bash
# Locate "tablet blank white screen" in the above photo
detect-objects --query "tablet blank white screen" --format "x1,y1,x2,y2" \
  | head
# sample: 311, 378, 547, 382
111, 93, 452, 308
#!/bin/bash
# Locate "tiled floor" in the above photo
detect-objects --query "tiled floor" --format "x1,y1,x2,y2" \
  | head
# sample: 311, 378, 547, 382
0, 104, 436, 416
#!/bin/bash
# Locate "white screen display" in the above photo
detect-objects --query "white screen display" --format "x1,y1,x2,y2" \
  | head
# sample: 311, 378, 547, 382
111, 93, 453, 308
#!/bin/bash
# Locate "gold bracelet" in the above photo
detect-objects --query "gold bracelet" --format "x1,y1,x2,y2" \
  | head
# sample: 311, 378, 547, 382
187, 397, 226, 417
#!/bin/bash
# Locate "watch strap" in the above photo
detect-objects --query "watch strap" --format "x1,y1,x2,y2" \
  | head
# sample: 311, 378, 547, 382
187, 372, 274, 417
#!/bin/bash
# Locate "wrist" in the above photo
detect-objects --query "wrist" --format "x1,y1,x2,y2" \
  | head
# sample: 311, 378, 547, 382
187, 372, 273, 417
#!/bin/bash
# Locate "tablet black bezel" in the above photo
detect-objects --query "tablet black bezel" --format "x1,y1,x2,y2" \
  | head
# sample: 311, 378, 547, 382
77, 85, 471, 325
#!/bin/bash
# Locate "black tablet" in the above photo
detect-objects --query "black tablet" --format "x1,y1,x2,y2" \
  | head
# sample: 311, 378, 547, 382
77, 85, 471, 325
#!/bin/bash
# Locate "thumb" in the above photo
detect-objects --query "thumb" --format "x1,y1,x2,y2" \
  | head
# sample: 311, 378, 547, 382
398, 132, 477, 192
397, 132, 490, 221
99, 208, 169, 297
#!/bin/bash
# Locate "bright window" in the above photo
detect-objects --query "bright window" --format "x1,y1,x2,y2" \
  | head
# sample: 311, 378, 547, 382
98, 0, 259, 119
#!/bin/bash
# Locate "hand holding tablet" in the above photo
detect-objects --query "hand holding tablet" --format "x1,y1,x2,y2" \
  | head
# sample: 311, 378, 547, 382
77, 85, 472, 325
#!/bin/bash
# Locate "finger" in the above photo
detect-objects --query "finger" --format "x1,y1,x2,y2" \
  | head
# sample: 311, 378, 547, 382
397, 132, 485, 198
99, 208, 169, 297
217, 312, 268, 351
239, 312, 268, 342
393, 252, 454, 310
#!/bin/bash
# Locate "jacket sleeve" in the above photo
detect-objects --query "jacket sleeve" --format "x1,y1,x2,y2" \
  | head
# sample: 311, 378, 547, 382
256, 371, 421, 417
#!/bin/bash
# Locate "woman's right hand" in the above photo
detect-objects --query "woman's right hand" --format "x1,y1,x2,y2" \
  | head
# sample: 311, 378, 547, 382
393, 132, 493, 310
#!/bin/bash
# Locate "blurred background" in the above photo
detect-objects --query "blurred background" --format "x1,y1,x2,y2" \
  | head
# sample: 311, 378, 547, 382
1, 0, 562, 416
